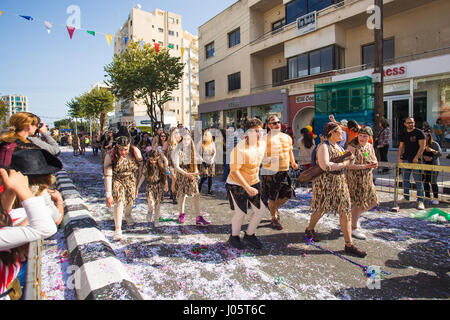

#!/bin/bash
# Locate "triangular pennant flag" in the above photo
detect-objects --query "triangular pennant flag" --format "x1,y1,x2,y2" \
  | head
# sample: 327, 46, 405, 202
154, 43, 160, 54
181, 47, 185, 56
67, 26, 75, 39
87, 30, 95, 36
19, 15, 33, 21
0, 11, 3, 17
44, 21, 52, 34
124, 37, 129, 45
105, 34, 112, 46
168, 44, 174, 49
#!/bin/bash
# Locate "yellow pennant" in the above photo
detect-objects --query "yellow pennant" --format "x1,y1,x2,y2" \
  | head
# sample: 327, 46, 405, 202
0, 11, 3, 17
105, 34, 112, 46
181, 47, 185, 56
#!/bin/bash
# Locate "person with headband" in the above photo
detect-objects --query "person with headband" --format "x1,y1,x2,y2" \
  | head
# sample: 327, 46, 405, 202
346, 126, 379, 240
104, 134, 143, 241
305, 122, 367, 258
171, 128, 210, 226
226, 118, 267, 250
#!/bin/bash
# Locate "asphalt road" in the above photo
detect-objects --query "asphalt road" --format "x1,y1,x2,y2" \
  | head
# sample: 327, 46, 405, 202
59, 147, 449, 300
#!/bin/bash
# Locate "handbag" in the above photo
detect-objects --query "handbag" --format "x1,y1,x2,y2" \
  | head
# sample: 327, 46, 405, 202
298, 150, 352, 183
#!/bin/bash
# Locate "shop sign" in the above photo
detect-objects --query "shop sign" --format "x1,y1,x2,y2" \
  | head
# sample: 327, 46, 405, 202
297, 11, 316, 36
295, 94, 315, 104
372, 65, 407, 80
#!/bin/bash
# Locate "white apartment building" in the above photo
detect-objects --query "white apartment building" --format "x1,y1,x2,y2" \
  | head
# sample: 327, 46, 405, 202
113, 5, 199, 130
1, 94, 29, 116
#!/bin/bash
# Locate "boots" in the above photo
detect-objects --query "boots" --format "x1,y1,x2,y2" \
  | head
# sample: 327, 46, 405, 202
198, 177, 206, 193
207, 178, 213, 195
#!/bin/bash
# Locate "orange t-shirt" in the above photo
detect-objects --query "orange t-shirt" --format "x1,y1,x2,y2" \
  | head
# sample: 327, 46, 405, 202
345, 126, 373, 145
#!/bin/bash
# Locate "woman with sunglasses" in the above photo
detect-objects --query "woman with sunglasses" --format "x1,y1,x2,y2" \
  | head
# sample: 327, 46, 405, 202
104, 134, 143, 241
422, 128, 442, 205
305, 122, 367, 258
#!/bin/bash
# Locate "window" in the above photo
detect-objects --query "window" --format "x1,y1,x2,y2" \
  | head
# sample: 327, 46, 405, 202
272, 66, 287, 87
205, 42, 214, 59
228, 72, 241, 91
287, 45, 344, 79
168, 17, 175, 23
158, 28, 164, 33
228, 28, 240, 48
272, 18, 285, 33
285, 0, 343, 24
362, 38, 395, 67
168, 30, 175, 36
205, 80, 215, 97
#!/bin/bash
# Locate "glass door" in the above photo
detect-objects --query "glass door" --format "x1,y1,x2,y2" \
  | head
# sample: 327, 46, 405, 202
384, 95, 411, 148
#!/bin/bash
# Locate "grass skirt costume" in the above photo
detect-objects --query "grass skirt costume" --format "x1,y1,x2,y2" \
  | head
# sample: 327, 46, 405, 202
310, 142, 351, 220
346, 143, 379, 210
226, 183, 262, 214
112, 156, 139, 207
145, 166, 165, 204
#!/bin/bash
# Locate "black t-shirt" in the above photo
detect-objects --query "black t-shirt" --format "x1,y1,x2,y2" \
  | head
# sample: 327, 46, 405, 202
399, 128, 425, 162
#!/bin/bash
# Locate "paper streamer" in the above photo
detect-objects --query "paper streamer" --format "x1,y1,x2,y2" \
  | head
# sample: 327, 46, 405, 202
44, 21, 52, 34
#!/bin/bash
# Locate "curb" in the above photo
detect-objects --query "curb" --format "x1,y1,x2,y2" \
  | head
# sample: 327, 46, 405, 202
54, 170, 143, 300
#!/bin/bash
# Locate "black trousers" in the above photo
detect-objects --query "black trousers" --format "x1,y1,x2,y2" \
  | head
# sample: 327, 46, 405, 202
378, 145, 389, 162
423, 170, 439, 199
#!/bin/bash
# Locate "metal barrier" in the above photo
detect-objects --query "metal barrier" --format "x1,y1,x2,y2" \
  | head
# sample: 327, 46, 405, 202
24, 240, 43, 300
375, 161, 450, 211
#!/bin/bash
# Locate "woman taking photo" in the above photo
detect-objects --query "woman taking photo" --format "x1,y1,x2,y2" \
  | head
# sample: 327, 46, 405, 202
346, 127, 378, 240
422, 128, 442, 205
305, 122, 367, 258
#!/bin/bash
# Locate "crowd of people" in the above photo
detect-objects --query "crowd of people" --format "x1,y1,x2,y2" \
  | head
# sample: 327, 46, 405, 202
0, 110, 445, 300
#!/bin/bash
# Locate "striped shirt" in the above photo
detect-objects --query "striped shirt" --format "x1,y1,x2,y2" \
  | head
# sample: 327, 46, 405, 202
0, 258, 21, 297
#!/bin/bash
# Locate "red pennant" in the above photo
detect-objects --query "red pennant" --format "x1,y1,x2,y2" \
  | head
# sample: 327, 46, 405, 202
154, 43, 160, 54
67, 26, 75, 39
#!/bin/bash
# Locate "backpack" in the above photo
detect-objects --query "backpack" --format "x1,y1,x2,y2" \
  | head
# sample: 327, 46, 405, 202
0, 141, 18, 167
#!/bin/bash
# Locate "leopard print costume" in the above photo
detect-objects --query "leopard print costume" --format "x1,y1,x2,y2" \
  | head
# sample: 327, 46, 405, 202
310, 142, 351, 220
346, 143, 379, 210
145, 165, 165, 204
112, 156, 139, 207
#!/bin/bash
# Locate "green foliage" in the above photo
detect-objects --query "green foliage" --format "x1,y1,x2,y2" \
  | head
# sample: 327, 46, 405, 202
0, 100, 8, 123
104, 40, 184, 132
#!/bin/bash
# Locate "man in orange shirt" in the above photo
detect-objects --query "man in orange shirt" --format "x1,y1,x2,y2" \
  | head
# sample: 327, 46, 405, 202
261, 115, 298, 230
345, 120, 374, 147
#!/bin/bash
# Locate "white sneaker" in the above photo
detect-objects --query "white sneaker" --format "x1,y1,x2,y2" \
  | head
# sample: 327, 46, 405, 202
125, 214, 135, 226
399, 197, 410, 202
113, 230, 122, 241
417, 202, 425, 210
352, 229, 367, 240
432, 200, 439, 205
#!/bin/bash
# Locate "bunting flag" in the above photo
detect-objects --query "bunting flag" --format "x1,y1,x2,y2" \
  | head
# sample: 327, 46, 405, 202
154, 43, 160, 54
67, 26, 75, 39
105, 34, 112, 46
181, 47, 185, 56
44, 21, 52, 34
19, 15, 33, 21
168, 44, 174, 49
124, 37, 129, 45
87, 30, 95, 36
0, 11, 3, 17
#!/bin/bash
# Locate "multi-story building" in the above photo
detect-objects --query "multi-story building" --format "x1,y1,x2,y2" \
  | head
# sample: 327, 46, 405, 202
198, 0, 450, 148
113, 5, 199, 130
1, 94, 29, 117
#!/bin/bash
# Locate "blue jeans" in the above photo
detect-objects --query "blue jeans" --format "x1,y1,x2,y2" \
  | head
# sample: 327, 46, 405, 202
223, 164, 230, 181
403, 168, 424, 202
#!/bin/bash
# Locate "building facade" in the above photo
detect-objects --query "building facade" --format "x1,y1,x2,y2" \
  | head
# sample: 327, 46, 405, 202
1, 94, 29, 116
113, 5, 199, 129
198, 0, 450, 148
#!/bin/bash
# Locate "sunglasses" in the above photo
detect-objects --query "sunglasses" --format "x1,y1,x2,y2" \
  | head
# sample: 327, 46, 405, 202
270, 121, 281, 125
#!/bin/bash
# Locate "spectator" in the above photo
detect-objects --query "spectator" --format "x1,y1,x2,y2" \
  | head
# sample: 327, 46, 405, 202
72, 133, 80, 156
139, 132, 152, 158
345, 120, 373, 147
79, 133, 86, 155
129, 122, 141, 146
151, 127, 164, 150
433, 118, 445, 148
296, 128, 316, 170
198, 130, 216, 195
422, 128, 442, 205
328, 115, 347, 148
398, 117, 426, 210
375, 117, 391, 174
0, 113, 59, 167
92, 133, 101, 156
101, 129, 114, 164
0, 168, 57, 300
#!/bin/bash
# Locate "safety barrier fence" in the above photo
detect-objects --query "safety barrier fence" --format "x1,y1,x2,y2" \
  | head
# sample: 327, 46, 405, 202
23, 240, 43, 300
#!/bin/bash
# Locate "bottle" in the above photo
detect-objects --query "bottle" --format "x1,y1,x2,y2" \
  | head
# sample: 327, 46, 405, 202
166, 168, 171, 175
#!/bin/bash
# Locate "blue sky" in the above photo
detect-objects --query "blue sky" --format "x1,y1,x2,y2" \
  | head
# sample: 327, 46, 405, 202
0, 0, 236, 124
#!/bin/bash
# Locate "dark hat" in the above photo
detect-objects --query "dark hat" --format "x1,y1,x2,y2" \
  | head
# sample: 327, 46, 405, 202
10, 149, 63, 176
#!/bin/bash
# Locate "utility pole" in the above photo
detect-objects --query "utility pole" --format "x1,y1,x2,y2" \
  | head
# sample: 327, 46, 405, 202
187, 47, 192, 130
373, 0, 384, 139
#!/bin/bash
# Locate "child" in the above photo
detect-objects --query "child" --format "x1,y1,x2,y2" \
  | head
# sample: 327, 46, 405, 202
137, 150, 168, 227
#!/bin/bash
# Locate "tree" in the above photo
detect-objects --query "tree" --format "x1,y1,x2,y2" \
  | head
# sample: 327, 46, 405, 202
66, 98, 84, 136
54, 119, 70, 129
0, 100, 8, 128
77, 87, 114, 135
104, 40, 184, 132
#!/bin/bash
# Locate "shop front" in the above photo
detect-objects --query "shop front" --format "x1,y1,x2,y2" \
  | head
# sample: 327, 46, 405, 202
332, 54, 450, 148
289, 93, 315, 141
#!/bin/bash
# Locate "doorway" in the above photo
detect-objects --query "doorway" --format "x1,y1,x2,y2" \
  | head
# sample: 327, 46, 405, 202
384, 95, 411, 148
